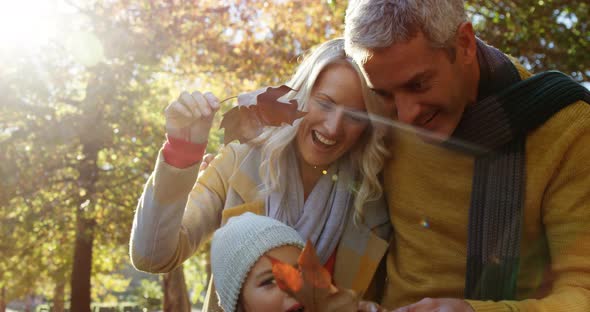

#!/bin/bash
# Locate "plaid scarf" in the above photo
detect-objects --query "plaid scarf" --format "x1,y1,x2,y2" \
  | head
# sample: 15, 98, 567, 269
445, 39, 590, 300
265, 144, 354, 264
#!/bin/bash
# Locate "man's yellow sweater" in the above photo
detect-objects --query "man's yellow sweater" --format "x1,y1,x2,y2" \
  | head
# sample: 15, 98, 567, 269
381, 66, 590, 310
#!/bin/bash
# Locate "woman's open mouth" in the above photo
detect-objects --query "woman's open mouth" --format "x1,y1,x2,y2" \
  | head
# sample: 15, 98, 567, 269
312, 130, 336, 147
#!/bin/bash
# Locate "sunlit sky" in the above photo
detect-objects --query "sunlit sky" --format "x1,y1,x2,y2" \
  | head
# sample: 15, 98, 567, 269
0, 0, 63, 53
0, 1, 587, 89
0, 0, 108, 68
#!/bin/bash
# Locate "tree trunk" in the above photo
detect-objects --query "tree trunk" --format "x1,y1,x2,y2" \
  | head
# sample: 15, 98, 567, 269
0, 286, 6, 312
24, 294, 32, 312
69, 216, 95, 312
69, 136, 100, 312
53, 279, 65, 312
163, 265, 191, 312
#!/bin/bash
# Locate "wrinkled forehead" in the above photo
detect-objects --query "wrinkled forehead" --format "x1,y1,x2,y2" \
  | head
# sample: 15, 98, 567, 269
361, 36, 439, 89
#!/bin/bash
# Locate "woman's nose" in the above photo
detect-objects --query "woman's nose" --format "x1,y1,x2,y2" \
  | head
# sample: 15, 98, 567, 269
324, 109, 344, 136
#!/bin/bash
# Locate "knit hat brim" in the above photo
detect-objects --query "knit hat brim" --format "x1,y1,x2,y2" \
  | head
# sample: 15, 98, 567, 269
210, 213, 305, 312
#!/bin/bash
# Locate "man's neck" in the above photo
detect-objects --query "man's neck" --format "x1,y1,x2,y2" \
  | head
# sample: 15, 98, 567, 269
475, 40, 491, 102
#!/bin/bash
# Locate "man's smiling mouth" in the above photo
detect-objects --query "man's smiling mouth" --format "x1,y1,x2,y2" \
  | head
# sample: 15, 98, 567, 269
422, 111, 438, 126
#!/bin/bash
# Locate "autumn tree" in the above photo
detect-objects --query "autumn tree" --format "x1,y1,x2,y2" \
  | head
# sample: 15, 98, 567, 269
0, 1, 587, 312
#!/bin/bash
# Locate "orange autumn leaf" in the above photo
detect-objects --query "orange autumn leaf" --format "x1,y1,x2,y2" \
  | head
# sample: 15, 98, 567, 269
219, 85, 306, 144
268, 240, 334, 311
298, 239, 332, 289
266, 255, 303, 294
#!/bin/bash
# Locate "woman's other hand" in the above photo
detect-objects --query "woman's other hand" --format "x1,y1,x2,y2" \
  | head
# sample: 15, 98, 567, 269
199, 153, 215, 172
165, 91, 220, 144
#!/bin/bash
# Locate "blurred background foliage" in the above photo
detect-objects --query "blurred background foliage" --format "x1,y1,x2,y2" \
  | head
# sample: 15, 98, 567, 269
0, 0, 587, 311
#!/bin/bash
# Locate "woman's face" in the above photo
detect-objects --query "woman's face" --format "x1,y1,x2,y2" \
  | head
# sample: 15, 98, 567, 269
296, 63, 369, 169
240, 245, 303, 312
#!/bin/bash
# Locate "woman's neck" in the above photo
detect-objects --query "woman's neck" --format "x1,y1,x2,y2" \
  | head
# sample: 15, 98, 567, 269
294, 146, 329, 200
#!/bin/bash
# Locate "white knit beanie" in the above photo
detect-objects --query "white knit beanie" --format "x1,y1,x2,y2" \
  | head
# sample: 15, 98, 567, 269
211, 213, 305, 312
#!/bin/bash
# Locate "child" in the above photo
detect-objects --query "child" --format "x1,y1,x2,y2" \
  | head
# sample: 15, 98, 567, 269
210, 213, 305, 312
211, 213, 387, 312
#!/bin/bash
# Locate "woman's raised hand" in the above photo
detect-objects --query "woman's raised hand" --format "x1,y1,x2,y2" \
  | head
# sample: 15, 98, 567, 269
165, 91, 220, 144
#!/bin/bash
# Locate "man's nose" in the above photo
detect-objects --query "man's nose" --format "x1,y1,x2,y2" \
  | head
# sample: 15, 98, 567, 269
395, 95, 423, 126
324, 109, 344, 136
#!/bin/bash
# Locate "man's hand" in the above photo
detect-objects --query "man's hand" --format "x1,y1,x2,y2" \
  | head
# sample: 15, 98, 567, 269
393, 298, 474, 312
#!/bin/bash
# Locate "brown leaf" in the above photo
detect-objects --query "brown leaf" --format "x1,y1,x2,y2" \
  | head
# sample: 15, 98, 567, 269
237, 87, 266, 106
219, 105, 263, 144
219, 85, 306, 144
256, 85, 306, 127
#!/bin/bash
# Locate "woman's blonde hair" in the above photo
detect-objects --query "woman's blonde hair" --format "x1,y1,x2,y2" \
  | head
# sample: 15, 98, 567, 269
252, 38, 389, 222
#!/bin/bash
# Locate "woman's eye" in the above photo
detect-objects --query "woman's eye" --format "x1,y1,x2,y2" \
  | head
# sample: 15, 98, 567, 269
316, 100, 333, 110
346, 112, 367, 124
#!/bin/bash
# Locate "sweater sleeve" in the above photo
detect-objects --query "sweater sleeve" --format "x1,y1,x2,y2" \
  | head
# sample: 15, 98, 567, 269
467, 109, 590, 312
162, 135, 207, 168
129, 144, 237, 273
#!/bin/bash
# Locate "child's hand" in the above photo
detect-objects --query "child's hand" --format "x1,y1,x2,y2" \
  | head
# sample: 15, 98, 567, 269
358, 300, 390, 312
314, 287, 358, 312
308, 290, 390, 312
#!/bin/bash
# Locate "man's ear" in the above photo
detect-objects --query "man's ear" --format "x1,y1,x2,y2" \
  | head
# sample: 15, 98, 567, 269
455, 22, 477, 65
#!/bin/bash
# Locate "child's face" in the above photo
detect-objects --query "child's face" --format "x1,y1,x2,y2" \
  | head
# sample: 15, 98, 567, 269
240, 245, 304, 312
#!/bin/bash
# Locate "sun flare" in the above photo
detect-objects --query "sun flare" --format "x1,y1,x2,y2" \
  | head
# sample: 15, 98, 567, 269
0, 0, 60, 53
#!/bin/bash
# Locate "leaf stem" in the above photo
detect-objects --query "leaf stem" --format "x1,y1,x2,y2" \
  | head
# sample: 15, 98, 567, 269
219, 95, 238, 105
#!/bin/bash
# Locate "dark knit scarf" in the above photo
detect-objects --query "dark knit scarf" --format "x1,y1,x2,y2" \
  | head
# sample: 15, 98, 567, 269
444, 39, 590, 300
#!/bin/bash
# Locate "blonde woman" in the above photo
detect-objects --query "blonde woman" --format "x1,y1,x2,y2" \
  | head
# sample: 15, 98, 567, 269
130, 38, 392, 305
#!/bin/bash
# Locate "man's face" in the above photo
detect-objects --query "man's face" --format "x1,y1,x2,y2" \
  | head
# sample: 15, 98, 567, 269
361, 30, 477, 141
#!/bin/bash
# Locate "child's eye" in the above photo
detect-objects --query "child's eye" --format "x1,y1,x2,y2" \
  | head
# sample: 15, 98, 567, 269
259, 277, 276, 287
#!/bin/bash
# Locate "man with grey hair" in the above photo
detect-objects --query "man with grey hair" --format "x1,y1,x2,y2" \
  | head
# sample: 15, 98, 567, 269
345, 0, 590, 311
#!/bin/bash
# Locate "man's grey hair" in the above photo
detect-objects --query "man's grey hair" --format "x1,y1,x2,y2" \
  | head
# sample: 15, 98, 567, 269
345, 0, 467, 64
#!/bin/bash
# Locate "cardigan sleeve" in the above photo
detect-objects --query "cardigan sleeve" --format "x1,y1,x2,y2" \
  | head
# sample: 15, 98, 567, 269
467, 103, 590, 312
129, 144, 238, 273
